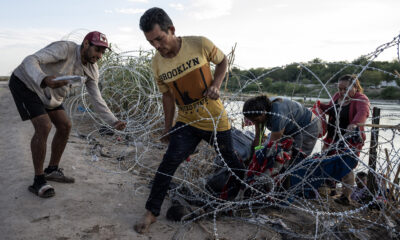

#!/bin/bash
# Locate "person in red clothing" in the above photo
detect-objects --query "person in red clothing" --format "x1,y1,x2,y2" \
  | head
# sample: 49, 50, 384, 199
320, 74, 370, 205
321, 74, 370, 153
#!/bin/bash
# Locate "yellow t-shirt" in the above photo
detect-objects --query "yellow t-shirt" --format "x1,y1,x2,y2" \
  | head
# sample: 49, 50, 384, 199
152, 36, 230, 131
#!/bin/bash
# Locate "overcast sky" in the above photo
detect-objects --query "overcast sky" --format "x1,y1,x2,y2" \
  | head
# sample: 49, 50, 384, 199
0, 0, 399, 75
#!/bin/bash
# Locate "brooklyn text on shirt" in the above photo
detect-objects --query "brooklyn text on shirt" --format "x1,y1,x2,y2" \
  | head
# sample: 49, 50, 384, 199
158, 57, 200, 81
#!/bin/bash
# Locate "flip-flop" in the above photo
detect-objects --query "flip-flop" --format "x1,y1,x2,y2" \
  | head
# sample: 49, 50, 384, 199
28, 183, 55, 198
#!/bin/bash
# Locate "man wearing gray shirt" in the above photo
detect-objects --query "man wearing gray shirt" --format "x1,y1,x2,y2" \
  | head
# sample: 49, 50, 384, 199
9, 31, 126, 198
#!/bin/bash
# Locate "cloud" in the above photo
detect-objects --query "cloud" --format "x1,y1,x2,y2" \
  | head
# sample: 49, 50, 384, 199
115, 8, 146, 14
127, 0, 148, 2
104, 9, 113, 14
0, 28, 67, 47
118, 27, 134, 33
169, 3, 185, 11
188, 0, 233, 20
0, 28, 69, 75
321, 39, 379, 46
274, 3, 289, 8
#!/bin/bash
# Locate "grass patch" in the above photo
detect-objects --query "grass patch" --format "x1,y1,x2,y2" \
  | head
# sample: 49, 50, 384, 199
0, 76, 9, 81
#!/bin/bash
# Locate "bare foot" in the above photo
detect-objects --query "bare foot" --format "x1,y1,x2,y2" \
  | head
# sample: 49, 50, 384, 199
134, 211, 157, 234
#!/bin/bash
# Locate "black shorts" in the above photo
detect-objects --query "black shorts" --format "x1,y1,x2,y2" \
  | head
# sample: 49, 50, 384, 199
8, 73, 64, 121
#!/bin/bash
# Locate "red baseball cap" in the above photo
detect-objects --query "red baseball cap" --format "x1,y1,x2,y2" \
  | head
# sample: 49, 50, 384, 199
84, 31, 109, 48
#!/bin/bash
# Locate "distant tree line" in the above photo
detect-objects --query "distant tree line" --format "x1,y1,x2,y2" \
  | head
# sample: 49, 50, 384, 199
225, 57, 400, 99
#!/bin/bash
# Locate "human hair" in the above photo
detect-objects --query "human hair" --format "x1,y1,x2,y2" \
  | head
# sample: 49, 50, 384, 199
243, 95, 272, 119
356, 171, 367, 179
338, 74, 364, 94
139, 7, 173, 33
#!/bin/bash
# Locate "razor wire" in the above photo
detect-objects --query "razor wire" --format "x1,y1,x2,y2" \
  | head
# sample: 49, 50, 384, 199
64, 33, 400, 239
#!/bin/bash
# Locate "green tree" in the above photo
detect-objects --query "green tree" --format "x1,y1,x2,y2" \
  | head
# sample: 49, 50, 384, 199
285, 64, 300, 82
261, 77, 273, 90
360, 71, 383, 87
381, 86, 400, 99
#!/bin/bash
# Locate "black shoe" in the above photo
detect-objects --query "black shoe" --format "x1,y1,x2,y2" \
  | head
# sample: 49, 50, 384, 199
330, 189, 337, 196
334, 195, 350, 206
45, 168, 75, 183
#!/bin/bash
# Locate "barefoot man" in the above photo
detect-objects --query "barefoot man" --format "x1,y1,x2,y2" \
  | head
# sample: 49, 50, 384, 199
8, 31, 126, 198
134, 7, 245, 233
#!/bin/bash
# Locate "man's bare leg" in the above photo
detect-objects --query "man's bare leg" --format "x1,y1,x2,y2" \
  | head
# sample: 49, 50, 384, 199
134, 210, 157, 234
31, 114, 52, 175
47, 109, 71, 167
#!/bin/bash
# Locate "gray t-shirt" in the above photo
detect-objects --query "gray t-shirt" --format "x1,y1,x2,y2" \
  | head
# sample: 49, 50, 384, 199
12, 41, 118, 124
266, 98, 312, 136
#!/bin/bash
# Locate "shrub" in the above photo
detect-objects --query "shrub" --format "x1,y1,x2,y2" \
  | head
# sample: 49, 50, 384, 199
0, 76, 9, 81
380, 86, 400, 100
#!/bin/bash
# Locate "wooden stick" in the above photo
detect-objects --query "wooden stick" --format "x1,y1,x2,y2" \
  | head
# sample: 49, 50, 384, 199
389, 164, 400, 202
357, 123, 400, 130
384, 149, 391, 175
385, 148, 392, 200
224, 43, 237, 93
367, 107, 380, 194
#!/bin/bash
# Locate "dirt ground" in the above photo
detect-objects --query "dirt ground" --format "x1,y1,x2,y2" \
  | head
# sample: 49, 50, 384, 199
0, 82, 143, 239
0, 82, 188, 239
2, 81, 398, 240
0, 82, 286, 240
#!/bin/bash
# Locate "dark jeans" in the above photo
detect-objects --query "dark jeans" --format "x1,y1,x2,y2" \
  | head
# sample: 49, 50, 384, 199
145, 122, 245, 216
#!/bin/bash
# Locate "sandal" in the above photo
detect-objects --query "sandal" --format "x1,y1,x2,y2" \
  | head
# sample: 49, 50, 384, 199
28, 183, 55, 198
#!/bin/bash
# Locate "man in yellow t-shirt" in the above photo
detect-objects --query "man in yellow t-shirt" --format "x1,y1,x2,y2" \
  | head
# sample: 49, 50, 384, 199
134, 7, 245, 233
